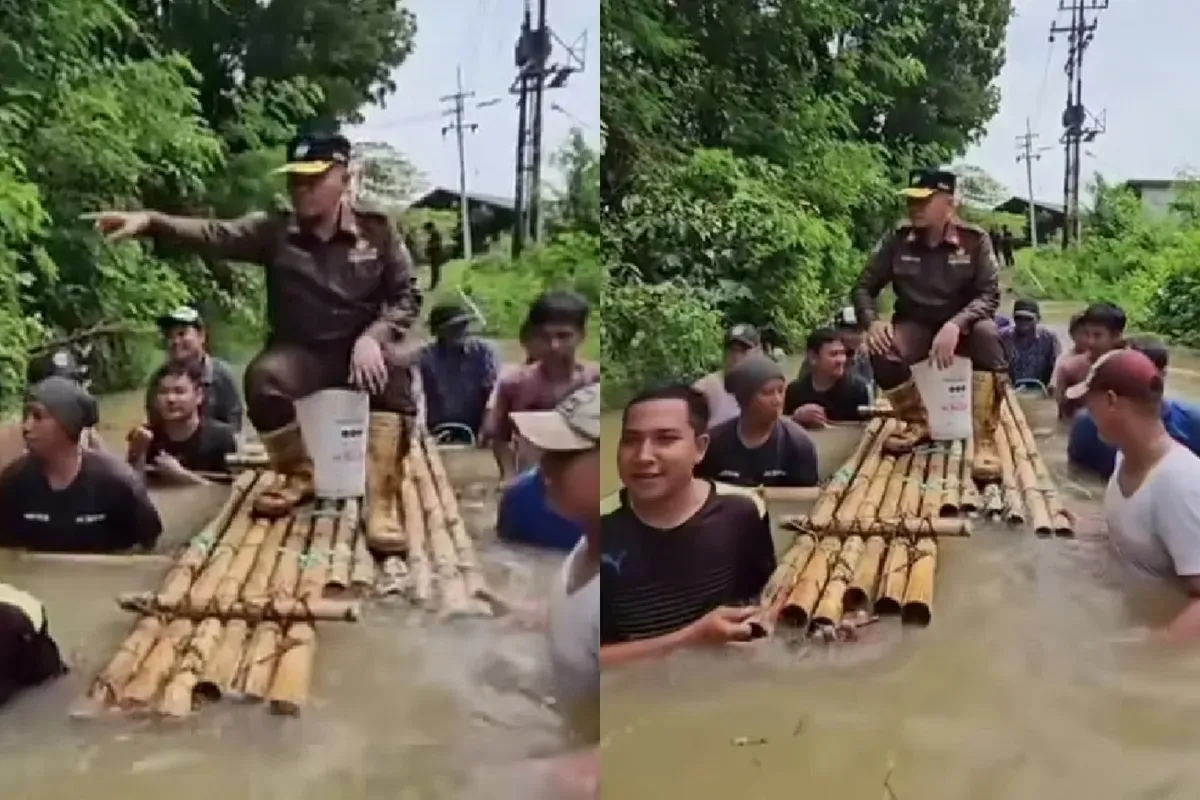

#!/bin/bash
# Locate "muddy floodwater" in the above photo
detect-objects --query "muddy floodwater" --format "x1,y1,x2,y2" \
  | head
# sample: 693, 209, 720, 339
1, 354, 582, 800
601, 311, 1200, 799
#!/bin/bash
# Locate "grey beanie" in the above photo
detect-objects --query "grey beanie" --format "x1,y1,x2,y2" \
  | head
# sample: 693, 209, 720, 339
28, 376, 99, 440
724, 353, 785, 405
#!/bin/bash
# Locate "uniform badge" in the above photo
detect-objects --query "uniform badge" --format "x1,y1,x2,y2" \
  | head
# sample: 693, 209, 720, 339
349, 238, 378, 262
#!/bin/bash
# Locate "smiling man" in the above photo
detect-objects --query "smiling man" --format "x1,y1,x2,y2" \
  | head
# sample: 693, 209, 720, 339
601, 384, 776, 666
144, 306, 243, 431
852, 168, 1007, 481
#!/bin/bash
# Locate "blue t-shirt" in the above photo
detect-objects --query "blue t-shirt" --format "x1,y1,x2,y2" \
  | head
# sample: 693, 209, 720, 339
1068, 399, 1200, 479
496, 468, 582, 552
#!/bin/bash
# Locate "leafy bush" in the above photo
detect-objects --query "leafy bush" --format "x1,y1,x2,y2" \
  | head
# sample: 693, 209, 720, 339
600, 280, 724, 408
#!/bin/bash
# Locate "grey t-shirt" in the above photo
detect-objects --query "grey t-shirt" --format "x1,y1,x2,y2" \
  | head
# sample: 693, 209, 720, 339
1105, 444, 1200, 587
693, 371, 740, 429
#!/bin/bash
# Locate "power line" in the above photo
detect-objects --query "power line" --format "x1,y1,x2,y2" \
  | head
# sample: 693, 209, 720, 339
1049, 0, 1108, 249
441, 66, 480, 261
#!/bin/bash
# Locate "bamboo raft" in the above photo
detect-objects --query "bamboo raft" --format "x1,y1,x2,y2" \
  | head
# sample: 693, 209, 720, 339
759, 392, 1072, 635
78, 432, 492, 720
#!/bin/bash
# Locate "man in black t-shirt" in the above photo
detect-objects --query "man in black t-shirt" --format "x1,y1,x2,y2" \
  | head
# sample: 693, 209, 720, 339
699, 354, 818, 487
144, 306, 244, 431
129, 360, 237, 484
601, 385, 776, 666
0, 377, 162, 553
785, 327, 870, 427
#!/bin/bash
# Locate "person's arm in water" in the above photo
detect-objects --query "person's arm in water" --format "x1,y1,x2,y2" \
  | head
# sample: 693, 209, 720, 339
1066, 412, 1116, 479
484, 378, 519, 479
600, 606, 759, 667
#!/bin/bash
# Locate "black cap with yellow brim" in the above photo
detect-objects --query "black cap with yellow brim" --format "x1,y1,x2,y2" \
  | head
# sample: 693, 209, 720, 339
274, 133, 352, 176
900, 168, 957, 199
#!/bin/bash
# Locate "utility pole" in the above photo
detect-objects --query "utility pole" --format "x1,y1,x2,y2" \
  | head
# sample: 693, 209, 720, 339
510, 0, 587, 258
1050, 0, 1108, 249
441, 66, 478, 261
1015, 118, 1053, 247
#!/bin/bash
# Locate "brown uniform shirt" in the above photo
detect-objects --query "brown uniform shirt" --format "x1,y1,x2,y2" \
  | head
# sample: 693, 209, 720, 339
149, 202, 418, 347
852, 220, 1000, 331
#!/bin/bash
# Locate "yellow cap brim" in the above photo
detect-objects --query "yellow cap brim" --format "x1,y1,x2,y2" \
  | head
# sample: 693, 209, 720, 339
900, 187, 936, 199
274, 161, 334, 176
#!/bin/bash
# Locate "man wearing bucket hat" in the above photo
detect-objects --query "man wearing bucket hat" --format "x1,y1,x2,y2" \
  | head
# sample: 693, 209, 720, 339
851, 168, 1007, 482
80, 128, 421, 521
419, 300, 499, 439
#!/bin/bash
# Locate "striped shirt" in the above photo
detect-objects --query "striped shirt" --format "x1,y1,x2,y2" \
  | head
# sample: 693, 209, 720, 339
600, 483, 776, 644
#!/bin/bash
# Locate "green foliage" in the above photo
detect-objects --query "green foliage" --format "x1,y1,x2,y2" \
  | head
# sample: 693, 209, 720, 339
547, 129, 600, 237
600, 281, 724, 409
1014, 178, 1200, 344
456, 233, 603, 339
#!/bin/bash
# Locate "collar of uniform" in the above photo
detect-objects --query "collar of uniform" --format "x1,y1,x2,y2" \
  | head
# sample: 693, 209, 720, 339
284, 200, 360, 239
904, 220, 960, 248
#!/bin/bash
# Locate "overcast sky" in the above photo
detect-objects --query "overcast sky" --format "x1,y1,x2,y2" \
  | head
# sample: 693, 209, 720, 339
349, 0, 600, 202
966, 0, 1199, 202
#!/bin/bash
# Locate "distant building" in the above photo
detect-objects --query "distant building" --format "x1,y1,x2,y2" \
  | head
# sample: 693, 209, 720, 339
992, 197, 1066, 245
1123, 179, 1200, 218
405, 188, 516, 257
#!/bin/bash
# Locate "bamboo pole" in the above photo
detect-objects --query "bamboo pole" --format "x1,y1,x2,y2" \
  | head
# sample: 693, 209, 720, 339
297, 511, 335, 601
996, 421, 1025, 525
779, 536, 841, 629
899, 450, 929, 520
875, 539, 910, 615
960, 437, 982, 514
1005, 389, 1074, 536
809, 419, 887, 528
188, 499, 261, 613
116, 592, 360, 622
834, 422, 892, 527
920, 447, 947, 519
940, 440, 964, 517
214, 519, 269, 614
347, 500, 377, 589
878, 453, 911, 523
424, 437, 490, 601
410, 438, 475, 617
83, 616, 163, 708
122, 619, 194, 710
811, 535, 865, 628
856, 456, 895, 525
157, 471, 262, 609
900, 539, 937, 627
158, 617, 223, 718
241, 518, 290, 612
786, 516, 970, 538
748, 535, 816, 637
267, 623, 317, 716
327, 501, 355, 591
236, 622, 281, 702
269, 518, 311, 604
1001, 401, 1052, 534
196, 619, 249, 701
843, 535, 887, 612
400, 456, 433, 606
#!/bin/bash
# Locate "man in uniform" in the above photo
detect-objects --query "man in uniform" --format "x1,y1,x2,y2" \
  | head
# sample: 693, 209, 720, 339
82, 130, 420, 530
851, 168, 1006, 482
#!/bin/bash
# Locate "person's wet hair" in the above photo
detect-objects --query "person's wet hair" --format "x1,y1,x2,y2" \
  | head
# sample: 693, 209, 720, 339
527, 290, 590, 331
1080, 301, 1126, 334
1067, 312, 1083, 336
623, 384, 709, 433
1128, 336, 1169, 372
157, 358, 204, 388
806, 327, 841, 354
518, 318, 534, 343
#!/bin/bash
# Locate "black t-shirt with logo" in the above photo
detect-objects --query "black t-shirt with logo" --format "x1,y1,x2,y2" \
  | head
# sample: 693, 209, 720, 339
783, 374, 870, 422
600, 483, 777, 645
0, 451, 163, 553
147, 418, 237, 474
698, 418, 819, 488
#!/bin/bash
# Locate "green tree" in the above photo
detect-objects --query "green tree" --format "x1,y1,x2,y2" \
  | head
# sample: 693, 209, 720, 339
547, 128, 600, 237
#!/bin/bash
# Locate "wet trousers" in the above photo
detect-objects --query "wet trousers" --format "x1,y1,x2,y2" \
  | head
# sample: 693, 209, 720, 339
244, 340, 416, 433
871, 318, 1007, 391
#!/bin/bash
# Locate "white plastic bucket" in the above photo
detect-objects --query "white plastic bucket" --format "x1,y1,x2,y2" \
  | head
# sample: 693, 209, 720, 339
294, 389, 370, 499
911, 356, 972, 441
